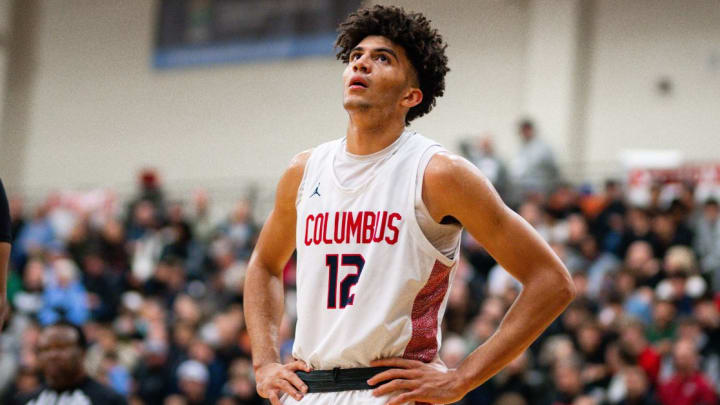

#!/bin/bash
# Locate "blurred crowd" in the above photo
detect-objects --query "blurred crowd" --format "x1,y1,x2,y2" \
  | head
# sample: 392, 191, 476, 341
1, 171, 262, 404
1, 124, 720, 404
448, 179, 720, 405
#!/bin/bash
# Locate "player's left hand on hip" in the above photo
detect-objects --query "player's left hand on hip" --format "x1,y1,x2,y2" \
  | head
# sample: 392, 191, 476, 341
367, 358, 467, 405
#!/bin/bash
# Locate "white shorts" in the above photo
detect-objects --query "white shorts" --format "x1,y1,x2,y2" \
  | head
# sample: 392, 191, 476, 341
281, 390, 416, 404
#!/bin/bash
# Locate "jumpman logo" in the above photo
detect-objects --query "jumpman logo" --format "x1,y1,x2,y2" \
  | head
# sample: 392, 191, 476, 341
311, 183, 321, 198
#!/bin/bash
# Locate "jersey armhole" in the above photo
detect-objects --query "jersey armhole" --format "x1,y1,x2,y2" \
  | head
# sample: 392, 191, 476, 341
407, 145, 461, 266
415, 147, 463, 232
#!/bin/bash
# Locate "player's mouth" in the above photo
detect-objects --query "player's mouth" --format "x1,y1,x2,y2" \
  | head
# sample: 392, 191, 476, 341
348, 76, 368, 89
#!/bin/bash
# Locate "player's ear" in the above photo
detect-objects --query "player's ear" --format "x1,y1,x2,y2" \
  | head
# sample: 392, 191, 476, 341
401, 87, 423, 109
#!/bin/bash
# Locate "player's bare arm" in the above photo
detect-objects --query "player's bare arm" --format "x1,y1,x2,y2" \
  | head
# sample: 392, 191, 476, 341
369, 152, 576, 405
243, 150, 312, 404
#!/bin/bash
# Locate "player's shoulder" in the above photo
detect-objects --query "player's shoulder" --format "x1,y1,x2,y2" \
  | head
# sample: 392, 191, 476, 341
424, 150, 478, 185
405, 131, 475, 187
423, 149, 495, 202
278, 148, 313, 197
422, 149, 501, 220
286, 148, 313, 176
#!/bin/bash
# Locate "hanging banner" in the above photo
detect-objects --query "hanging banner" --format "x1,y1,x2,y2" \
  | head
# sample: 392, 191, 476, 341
154, 0, 363, 69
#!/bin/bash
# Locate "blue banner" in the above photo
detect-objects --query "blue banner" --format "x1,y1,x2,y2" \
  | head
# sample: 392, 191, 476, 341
154, 0, 363, 69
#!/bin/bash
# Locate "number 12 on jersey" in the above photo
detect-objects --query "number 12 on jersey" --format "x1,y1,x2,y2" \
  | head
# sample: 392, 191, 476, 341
326, 254, 365, 309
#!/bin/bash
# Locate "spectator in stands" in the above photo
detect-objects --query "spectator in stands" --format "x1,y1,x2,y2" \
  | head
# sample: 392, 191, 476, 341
693, 299, 720, 359
129, 201, 163, 283
656, 248, 702, 315
12, 322, 125, 404
44, 193, 77, 243
620, 208, 656, 259
221, 358, 263, 405
161, 201, 193, 261
624, 241, 662, 289
617, 366, 659, 405
81, 250, 122, 322
186, 338, 225, 402
518, 200, 554, 241
127, 199, 159, 243
651, 211, 693, 258
190, 189, 214, 244
619, 319, 661, 385
97, 352, 131, 397
645, 299, 676, 355
84, 325, 138, 384
673, 317, 719, 382
461, 135, 510, 201
144, 257, 187, 308
12, 204, 55, 273
218, 199, 257, 260
578, 235, 621, 298
176, 359, 209, 405
491, 351, 546, 404
133, 340, 173, 404
657, 338, 717, 405
38, 258, 89, 326
546, 184, 581, 221
593, 180, 627, 238
12, 258, 45, 319
546, 359, 587, 405
99, 218, 129, 273
694, 198, 720, 291
125, 168, 165, 233
510, 118, 560, 200
575, 321, 609, 390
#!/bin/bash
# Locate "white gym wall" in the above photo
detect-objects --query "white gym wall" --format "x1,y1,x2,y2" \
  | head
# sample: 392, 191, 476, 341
0, 0, 718, 209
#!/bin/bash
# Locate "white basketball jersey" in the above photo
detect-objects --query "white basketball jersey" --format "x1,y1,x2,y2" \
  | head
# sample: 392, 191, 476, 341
293, 131, 460, 370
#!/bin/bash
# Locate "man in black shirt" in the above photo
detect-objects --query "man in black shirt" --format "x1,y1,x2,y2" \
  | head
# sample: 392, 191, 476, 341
16, 321, 126, 405
0, 178, 12, 329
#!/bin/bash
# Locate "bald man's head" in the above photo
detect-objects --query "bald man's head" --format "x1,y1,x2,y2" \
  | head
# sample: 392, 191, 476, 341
673, 338, 699, 375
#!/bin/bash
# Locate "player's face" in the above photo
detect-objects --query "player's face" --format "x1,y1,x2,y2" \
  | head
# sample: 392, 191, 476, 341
342, 35, 420, 115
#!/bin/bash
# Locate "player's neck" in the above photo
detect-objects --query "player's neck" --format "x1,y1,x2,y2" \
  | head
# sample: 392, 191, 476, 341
345, 110, 406, 155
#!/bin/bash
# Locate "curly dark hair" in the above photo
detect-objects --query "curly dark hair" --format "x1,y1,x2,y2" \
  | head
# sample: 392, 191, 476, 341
335, 5, 449, 125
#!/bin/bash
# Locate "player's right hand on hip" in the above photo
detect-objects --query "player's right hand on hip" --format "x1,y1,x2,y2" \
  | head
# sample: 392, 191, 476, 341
255, 360, 312, 404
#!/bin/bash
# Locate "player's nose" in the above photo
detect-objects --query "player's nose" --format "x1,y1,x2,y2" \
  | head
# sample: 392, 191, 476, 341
352, 54, 371, 73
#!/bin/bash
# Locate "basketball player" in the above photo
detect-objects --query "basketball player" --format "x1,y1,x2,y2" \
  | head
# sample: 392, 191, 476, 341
244, 6, 575, 405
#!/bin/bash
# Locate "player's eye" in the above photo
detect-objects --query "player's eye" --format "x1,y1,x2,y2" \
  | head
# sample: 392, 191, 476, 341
350, 53, 361, 61
376, 54, 389, 62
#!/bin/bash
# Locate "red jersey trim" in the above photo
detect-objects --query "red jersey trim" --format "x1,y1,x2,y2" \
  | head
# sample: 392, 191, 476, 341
402, 260, 452, 363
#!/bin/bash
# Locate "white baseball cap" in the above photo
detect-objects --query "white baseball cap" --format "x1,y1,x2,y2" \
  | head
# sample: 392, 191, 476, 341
177, 360, 209, 383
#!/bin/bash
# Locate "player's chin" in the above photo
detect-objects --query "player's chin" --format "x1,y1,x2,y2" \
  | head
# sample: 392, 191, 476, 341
343, 97, 372, 111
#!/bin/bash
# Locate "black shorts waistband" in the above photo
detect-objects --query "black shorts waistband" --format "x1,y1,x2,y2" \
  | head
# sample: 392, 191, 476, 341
296, 367, 392, 393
